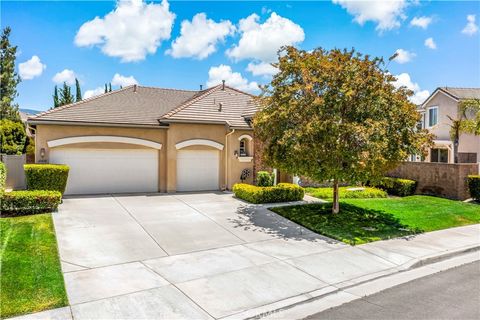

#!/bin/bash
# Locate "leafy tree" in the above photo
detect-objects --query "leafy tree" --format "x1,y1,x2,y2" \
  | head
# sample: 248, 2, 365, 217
0, 27, 21, 121
59, 82, 74, 106
53, 85, 59, 108
75, 78, 82, 102
0, 119, 26, 154
254, 47, 432, 214
449, 98, 480, 163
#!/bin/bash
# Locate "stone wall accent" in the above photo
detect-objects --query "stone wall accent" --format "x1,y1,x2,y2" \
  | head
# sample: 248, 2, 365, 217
388, 162, 479, 200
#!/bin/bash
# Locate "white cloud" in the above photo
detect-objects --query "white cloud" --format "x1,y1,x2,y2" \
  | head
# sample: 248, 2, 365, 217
246, 61, 278, 77
74, 0, 175, 62
111, 73, 138, 87
462, 14, 478, 36
393, 49, 415, 64
18, 55, 46, 80
226, 12, 304, 62
410, 16, 432, 29
393, 73, 429, 105
424, 37, 437, 49
52, 69, 76, 85
207, 64, 259, 93
83, 87, 105, 99
167, 13, 235, 60
333, 0, 408, 32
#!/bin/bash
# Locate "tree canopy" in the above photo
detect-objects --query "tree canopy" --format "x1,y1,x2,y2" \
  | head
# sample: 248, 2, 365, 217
0, 27, 21, 121
254, 47, 432, 213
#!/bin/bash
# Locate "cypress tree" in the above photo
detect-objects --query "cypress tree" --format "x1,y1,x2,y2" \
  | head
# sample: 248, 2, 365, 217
59, 82, 74, 106
104, 83, 108, 93
75, 78, 82, 102
53, 85, 59, 108
0, 27, 21, 121
108, 82, 112, 92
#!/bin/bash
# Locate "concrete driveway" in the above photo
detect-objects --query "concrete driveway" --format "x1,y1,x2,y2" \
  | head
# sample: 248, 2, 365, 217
53, 192, 401, 319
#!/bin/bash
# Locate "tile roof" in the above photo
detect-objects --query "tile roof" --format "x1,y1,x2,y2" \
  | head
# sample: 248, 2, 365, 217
439, 87, 480, 100
29, 85, 257, 128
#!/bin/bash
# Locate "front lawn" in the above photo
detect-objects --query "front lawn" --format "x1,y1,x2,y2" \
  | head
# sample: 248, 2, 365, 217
271, 196, 480, 245
0, 214, 68, 318
305, 186, 387, 199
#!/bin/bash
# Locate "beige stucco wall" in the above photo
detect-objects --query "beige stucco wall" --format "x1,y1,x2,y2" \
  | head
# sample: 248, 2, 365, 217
423, 91, 480, 163
34, 123, 255, 193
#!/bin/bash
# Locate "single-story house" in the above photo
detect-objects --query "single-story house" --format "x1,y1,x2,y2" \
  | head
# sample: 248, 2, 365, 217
28, 83, 261, 195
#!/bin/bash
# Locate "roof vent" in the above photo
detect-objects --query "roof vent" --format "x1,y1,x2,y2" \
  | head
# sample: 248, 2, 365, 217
133, 84, 137, 93
200, 84, 203, 90
218, 102, 223, 112
222, 80, 225, 90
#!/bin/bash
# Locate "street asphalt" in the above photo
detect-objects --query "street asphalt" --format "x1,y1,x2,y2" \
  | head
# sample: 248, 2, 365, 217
306, 260, 480, 320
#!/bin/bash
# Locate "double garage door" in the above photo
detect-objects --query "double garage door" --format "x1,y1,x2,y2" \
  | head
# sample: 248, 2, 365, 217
50, 148, 158, 195
50, 148, 220, 195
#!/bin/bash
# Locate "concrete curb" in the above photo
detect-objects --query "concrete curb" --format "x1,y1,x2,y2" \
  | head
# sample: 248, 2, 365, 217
227, 244, 480, 320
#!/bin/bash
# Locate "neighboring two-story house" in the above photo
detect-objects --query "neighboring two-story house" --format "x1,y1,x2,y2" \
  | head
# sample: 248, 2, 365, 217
415, 87, 480, 163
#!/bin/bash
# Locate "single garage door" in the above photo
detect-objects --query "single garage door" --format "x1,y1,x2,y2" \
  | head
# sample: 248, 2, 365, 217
176, 150, 219, 192
50, 148, 158, 195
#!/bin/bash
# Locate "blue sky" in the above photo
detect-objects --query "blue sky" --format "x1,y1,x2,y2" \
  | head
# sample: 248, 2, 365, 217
3, 0, 480, 111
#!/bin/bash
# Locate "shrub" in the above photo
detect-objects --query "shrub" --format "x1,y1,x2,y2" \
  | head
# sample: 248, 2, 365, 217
233, 183, 305, 204
24, 164, 69, 194
0, 119, 27, 155
306, 186, 387, 199
467, 175, 480, 201
1, 190, 62, 215
257, 171, 274, 187
0, 162, 6, 192
376, 177, 417, 197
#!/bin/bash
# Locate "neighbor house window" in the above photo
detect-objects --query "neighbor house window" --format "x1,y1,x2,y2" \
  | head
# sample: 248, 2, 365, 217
428, 107, 438, 127
431, 148, 448, 163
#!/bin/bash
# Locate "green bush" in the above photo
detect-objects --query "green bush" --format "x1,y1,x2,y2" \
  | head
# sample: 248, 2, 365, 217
306, 186, 387, 199
257, 171, 274, 187
467, 175, 480, 201
24, 164, 69, 194
0, 162, 6, 192
1, 190, 62, 215
0, 119, 27, 155
376, 177, 417, 197
233, 183, 305, 204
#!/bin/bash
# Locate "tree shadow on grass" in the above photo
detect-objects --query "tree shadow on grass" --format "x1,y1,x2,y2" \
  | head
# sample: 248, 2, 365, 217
228, 203, 347, 244
269, 202, 424, 245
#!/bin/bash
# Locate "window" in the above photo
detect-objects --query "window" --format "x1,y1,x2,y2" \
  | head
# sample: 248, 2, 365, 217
239, 139, 248, 156
430, 148, 448, 163
428, 107, 438, 127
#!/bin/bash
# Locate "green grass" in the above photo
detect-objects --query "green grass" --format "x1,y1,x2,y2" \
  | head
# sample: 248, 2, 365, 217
305, 186, 387, 199
0, 214, 68, 318
271, 196, 480, 245
344, 196, 480, 232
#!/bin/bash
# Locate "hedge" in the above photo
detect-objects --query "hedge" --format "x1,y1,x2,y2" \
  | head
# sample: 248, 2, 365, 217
306, 186, 387, 199
0, 162, 6, 192
467, 175, 480, 201
1, 190, 62, 215
376, 177, 417, 197
24, 164, 69, 194
233, 183, 305, 204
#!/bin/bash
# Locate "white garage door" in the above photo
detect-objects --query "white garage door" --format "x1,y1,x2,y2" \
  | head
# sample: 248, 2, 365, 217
176, 150, 219, 192
50, 148, 158, 195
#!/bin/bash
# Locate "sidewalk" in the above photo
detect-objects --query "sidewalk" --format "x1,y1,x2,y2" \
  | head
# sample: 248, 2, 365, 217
9, 206, 480, 320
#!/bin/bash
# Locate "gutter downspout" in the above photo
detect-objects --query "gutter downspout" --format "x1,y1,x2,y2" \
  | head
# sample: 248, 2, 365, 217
225, 122, 235, 190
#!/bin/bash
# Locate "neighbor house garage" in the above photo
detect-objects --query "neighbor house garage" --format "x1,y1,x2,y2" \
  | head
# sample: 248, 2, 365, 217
28, 84, 260, 195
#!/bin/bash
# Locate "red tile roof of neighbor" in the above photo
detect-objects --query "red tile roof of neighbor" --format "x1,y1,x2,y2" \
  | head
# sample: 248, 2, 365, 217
29, 84, 258, 129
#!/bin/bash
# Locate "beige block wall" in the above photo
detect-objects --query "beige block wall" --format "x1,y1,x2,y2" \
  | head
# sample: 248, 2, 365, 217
35, 123, 255, 193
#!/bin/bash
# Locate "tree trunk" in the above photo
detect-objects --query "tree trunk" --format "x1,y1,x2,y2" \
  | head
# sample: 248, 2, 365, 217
453, 137, 459, 164
332, 179, 340, 214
